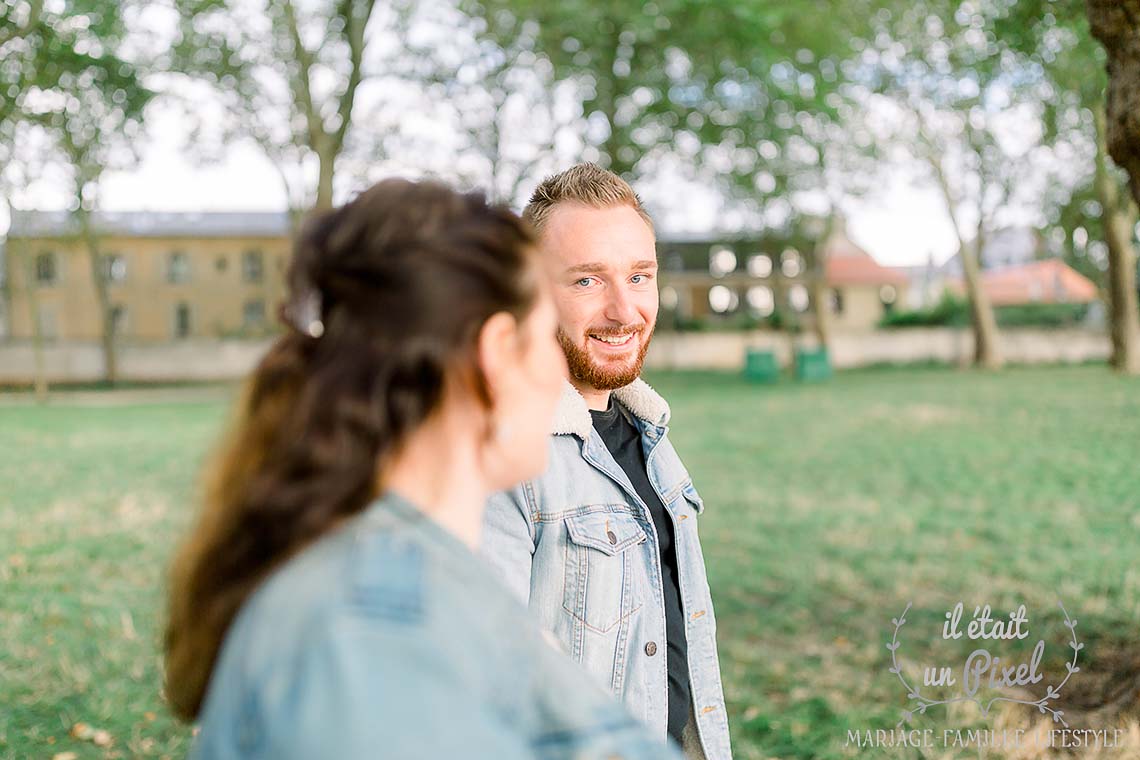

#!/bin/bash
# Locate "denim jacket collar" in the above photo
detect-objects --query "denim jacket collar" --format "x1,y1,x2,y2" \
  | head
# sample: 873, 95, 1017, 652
550, 378, 670, 438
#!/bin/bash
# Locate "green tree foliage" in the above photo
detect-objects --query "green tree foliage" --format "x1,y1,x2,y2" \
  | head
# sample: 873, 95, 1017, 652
993, 0, 1140, 372
169, 0, 384, 212
461, 0, 871, 185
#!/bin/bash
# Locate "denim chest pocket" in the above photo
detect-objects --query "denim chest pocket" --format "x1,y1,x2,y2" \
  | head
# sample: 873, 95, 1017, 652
680, 481, 705, 514
562, 510, 646, 634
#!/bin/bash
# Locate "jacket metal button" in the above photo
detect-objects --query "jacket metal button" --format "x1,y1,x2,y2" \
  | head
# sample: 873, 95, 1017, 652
606, 530, 617, 545
644, 641, 658, 656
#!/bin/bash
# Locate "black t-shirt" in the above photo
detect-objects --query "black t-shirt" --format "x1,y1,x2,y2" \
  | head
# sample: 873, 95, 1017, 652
589, 397, 690, 745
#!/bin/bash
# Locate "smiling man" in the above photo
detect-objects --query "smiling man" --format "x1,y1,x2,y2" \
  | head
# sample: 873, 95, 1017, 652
481, 163, 732, 760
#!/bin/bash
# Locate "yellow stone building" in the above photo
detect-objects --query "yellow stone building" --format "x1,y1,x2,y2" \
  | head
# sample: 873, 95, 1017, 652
0, 210, 905, 347
1, 211, 292, 342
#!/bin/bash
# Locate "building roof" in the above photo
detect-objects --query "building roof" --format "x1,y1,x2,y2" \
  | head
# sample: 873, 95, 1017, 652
821, 229, 908, 286
939, 226, 1043, 277
953, 259, 1099, 306
7, 210, 292, 239
825, 255, 909, 286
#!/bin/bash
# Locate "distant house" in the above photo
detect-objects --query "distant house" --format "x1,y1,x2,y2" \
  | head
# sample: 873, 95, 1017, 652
894, 256, 943, 310
950, 259, 1099, 306
941, 227, 1044, 278
2, 210, 291, 343
894, 226, 1080, 310
821, 225, 909, 331
657, 217, 906, 332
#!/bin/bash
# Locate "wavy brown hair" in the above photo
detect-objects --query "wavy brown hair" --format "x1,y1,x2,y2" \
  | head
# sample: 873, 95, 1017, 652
164, 179, 538, 720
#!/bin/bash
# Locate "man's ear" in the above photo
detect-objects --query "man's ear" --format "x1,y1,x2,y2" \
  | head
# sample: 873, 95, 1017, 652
476, 311, 520, 406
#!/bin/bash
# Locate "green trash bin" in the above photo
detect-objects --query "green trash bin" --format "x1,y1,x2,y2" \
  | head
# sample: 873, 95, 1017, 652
744, 348, 780, 383
795, 348, 832, 382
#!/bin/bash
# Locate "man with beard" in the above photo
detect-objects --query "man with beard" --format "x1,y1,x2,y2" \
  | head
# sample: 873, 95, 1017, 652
481, 163, 732, 760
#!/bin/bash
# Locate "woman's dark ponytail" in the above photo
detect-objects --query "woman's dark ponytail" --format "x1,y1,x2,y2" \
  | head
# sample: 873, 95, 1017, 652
164, 179, 538, 719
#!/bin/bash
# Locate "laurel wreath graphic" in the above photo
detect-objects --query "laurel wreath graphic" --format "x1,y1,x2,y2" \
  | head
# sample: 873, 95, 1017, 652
887, 600, 1082, 729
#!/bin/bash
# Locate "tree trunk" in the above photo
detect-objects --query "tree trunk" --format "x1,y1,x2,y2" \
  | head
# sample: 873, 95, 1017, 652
1088, 1, 1140, 207
960, 226, 1003, 369
926, 148, 1004, 369
315, 148, 335, 211
1093, 104, 1140, 374
77, 210, 117, 385
809, 221, 832, 352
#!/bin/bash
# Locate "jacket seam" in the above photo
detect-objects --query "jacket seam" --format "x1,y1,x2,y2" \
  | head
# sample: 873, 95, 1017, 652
521, 480, 539, 547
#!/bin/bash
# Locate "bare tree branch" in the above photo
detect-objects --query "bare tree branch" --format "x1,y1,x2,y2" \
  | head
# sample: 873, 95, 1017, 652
332, 0, 377, 151
279, 0, 322, 149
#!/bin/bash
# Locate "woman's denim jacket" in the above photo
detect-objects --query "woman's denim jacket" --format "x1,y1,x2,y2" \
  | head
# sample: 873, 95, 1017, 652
481, 379, 733, 760
190, 491, 683, 760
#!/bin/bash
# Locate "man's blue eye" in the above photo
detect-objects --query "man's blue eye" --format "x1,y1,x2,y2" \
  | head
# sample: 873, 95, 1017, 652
577, 277, 593, 287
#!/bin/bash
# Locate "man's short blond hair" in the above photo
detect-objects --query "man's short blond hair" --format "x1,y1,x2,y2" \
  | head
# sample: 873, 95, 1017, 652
522, 162, 654, 236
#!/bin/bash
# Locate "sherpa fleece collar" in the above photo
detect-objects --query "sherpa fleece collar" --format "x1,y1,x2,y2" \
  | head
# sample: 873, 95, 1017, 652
550, 377, 671, 438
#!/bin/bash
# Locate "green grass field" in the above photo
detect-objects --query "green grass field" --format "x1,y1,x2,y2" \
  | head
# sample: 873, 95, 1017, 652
2, 366, 1138, 759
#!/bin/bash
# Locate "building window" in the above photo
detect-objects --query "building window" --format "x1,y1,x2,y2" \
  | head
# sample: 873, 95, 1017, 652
168, 251, 190, 283
709, 246, 737, 278
781, 249, 802, 278
174, 302, 192, 338
243, 299, 266, 329
708, 285, 739, 313
215, 255, 228, 273
747, 254, 773, 278
788, 283, 810, 312
746, 286, 775, 316
104, 253, 127, 283
110, 304, 128, 336
879, 284, 898, 313
35, 252, 57, 285
831, 288, 845, 314
242, 249, 264, 283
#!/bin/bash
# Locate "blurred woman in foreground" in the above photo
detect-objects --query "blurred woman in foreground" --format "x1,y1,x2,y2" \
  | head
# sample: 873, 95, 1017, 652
164, 179, 681, 759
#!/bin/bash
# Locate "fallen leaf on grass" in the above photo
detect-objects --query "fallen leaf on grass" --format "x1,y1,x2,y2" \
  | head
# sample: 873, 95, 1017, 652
51, 752, 78, 760
69, 722, 113, 747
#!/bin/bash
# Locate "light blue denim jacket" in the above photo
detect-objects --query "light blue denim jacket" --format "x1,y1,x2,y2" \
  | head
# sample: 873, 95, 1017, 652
190, 490, 683, 760
481, 379, 733, 760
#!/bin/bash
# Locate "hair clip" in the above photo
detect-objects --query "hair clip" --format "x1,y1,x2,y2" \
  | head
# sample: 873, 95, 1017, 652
293, 289, 324, 338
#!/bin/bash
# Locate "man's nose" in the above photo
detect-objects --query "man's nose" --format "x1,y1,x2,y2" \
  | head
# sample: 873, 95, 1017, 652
604, 282, 639, 325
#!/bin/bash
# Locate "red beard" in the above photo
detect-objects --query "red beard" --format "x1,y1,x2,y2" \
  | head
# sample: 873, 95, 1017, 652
558, 324, 654, 391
